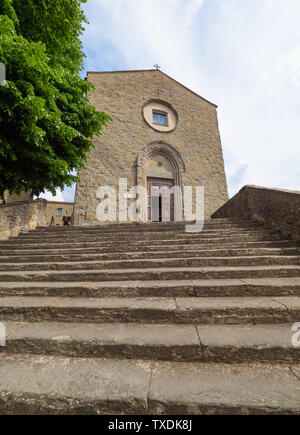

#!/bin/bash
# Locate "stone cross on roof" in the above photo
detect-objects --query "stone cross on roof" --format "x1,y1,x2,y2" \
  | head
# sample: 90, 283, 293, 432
153, 64, 161, 70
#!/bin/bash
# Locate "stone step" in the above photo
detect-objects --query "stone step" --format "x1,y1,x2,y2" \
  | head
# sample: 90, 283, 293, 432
25, 222, 264, 233
16, 227, 271, 242
33, 219, 262, 233
1, 321, 299, 364
0, 277, 300, 298
2, 230, 284, 244
0, 354, 299, 414
0, 256, 298, 272
0, 295, 299, 324
0, 247, 299, 263
34, 224, 186, 234
0, 265, 299, 282
14, 230, 274, 244
1, 239, 298, 256
0, 234, 287, 250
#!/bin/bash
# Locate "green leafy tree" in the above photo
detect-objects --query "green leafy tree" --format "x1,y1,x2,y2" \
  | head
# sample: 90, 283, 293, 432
0, 0, 110, 199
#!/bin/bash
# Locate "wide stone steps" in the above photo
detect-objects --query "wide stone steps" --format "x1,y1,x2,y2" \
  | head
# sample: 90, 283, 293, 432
0, 255, 299, 272
0, 247, 299, 263
0, 265, 300, 282
13, 227, 277, 242
1, 321, 299, 364
17, 230, 273, 242
0, 354, 299, 414
32, 218, 263, 232
1, 277, 300, 298
1, 240, 298, 257
0, 234, 287, 251
1, 241, 299, 257
15, 227, 272, 242
0, 218, 300, 415
0, 296, 299, 324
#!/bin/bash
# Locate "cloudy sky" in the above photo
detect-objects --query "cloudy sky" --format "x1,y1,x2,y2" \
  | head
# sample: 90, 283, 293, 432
41, 0, 300, 201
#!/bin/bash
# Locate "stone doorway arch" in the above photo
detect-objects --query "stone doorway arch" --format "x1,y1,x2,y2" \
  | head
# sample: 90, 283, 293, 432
137, 141, 186, 222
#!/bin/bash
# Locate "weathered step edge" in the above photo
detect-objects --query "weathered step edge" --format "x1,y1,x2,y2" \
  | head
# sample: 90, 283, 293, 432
1, 322, 300, 364
1, 278, 300, 298
1, 265, 300, 282
0, 296, 299, 325
0, 354, 300, 415
0, 255, 299, 272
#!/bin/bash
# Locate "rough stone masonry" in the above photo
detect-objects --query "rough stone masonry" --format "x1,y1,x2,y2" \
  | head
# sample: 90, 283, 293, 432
74, 69, 228, 225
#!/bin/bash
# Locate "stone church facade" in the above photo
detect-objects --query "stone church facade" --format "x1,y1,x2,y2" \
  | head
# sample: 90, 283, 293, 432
74, 69, 228, 225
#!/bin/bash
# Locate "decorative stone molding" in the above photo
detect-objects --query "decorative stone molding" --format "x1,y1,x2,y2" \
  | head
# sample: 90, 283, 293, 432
142, 99, 178, 133
137, 141, 186, 172
212, 185, 300, 241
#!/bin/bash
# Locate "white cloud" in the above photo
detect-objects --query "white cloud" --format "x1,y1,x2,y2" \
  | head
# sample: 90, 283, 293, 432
78, 0, 300, 199
276, 46, 300, 88
184, 0, 204, 28
39, 184, 76, 203
39, 189, 64, 202
82, 0, 205, 85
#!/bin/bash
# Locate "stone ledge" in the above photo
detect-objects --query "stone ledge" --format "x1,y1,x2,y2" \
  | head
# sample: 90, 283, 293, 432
212, 185, 300, 241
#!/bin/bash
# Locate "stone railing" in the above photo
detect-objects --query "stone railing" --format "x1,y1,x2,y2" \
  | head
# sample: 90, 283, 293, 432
0, 199, 47, 240
212, 185, 300, 241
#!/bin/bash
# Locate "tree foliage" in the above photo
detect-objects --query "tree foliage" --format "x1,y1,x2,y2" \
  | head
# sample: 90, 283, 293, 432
0, 0, 110, 198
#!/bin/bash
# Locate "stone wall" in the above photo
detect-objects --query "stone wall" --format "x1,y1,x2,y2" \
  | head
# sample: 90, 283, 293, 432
212, 185, 300, 240
0, 190, 32, 204
0, 199, 47, 240
74, 69, 228, 224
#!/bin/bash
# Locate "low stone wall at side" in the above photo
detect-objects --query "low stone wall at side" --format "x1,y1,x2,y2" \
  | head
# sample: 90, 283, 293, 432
212, 185, 300, 241
0, 199, 47, 240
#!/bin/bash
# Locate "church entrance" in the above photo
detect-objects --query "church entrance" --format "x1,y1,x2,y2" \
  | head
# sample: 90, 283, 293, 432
140, 145, 185, 223
147, 177, 175, 222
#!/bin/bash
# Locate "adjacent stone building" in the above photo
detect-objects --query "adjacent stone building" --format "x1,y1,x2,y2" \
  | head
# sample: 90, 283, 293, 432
74, 69, 228, 225
45, 201, 74, 226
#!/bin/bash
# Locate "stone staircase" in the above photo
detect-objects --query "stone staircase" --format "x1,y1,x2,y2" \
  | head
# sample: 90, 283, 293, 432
0, 218, 300, 414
